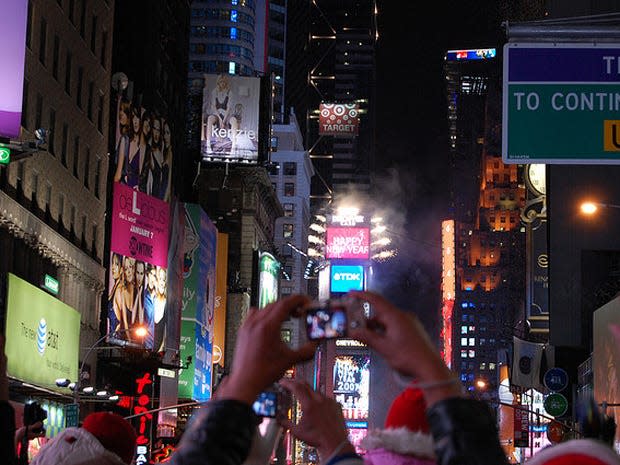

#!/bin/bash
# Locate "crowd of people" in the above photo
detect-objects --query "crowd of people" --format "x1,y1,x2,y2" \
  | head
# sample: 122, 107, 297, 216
3, 291, 620, 465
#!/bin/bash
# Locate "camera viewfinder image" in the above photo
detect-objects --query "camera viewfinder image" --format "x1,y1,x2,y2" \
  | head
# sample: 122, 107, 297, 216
306, 304, 347, 340
253, 391, 277, 417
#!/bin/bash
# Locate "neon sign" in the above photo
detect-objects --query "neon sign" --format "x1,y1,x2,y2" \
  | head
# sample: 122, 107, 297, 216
134, 372, 153, 464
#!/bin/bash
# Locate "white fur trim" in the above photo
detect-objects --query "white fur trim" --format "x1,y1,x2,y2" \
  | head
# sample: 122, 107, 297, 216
360, 427, 435, 459
526, 439, 620, 465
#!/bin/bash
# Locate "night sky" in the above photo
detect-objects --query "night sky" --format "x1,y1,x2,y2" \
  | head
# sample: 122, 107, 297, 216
371, 2, 506, 336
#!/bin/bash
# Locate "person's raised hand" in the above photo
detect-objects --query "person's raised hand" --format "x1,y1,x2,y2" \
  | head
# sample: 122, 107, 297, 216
347, 291, 460, 404
279, 379, 355, 462
216, 295, 318, 405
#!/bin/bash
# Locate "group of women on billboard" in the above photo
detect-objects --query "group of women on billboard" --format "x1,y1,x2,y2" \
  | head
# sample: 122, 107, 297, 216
113, 95, 173, 202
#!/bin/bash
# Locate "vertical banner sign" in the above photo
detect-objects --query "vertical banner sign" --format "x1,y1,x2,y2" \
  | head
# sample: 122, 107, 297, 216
133, 373, 153, 465
529, 219, 549, 321
179, 204, 216, 402
213, 232, 229, 367
333, 355, 370, 421
0, 0, 28, 138
258, 251, 280, 308
107, 183, 170, 350
513, 406, 529, 448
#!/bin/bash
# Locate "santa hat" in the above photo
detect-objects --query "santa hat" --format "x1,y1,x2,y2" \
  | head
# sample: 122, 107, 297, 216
361, 386, 435, 463
526, 439, 620, 465
82, 412, 138, 464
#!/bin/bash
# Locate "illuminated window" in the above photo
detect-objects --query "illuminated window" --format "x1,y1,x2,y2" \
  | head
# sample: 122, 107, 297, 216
460, 350, 467, 358
284, 183, 295, 196
283, 203, 295, 217
468, 350, 475, 358
461, 337, 468, 346
228, 62, 235, 74
283, 224, 294, 238
489, 363, 496, 371
230, 9, 238, 22
480, 362, 486, 370
469, 325, 475, 332
461, 326, 468, 334
230, 27, 237, 39
468, 337, 475, 346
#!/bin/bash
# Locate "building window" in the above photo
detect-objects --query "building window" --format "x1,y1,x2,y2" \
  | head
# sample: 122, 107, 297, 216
26, 1, 33, 48
79, 0, 86, 38
284, 182, 294, 196
34, 94, 43, 131
90, 15, 97, 52
73, 136, 80, 177
94, 158, 101, 198
283, 264, 293, 279
283, 203, 294, 217
97, 94, 104, 132
65, 51, 72, 94
52, 35, 59, 79
87, 82, 94, 120
84, 147, 90, 188
281, 287, 292, 296
21, 81, 29, 128
38, 18, 47, 65
48, 109, 56, 155
68, 0, 75, 23
283, 162, 296, 176
61, 123, 68, 166
58, 193, 65, 221
76, 67, 83, 108
283, 223, 294, 238
100, 30, 108, 68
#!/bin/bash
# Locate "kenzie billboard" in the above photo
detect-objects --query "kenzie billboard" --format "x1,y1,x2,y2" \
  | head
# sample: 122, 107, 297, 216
325, 227, 370, 260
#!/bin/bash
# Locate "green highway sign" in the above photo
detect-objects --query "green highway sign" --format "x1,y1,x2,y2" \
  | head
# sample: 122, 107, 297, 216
503, 43, 620, 164
544, 392, 568, 417
0, 145, 10, 165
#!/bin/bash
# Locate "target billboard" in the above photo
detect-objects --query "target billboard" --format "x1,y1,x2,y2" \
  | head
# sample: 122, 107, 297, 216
319, 103, 359, 137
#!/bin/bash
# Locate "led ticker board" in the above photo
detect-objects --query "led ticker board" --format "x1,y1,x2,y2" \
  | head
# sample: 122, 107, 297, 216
445, 48, 496, 61
330, 265, 364, 293
319, 103, 359, 137
325, 227, 370, 260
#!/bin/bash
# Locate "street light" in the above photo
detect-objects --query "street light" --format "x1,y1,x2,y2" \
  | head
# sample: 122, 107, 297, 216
56, 326, 147, 414
580, 201, 620, 215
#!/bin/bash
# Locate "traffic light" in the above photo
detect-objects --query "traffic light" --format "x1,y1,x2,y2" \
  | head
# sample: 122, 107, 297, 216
0, 144, 10, 165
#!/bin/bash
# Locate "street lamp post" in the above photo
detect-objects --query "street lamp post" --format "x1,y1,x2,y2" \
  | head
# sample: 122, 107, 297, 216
56, 326, 147, 418
579, 201, 620, 215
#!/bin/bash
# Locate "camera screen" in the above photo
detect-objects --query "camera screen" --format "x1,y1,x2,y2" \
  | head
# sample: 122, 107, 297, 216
253, 391, 277, 417
305, 303, 347, 340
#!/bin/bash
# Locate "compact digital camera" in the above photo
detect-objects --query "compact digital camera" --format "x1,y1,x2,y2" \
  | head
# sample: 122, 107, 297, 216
252, 383, 292, 419
304, 296, 366, 340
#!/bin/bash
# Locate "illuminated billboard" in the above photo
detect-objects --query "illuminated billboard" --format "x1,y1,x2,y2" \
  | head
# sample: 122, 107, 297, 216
5, 273, 80, 391
258, 251, 280, 308
107, 183, 170, 350
333, 354, 370, 421
179, 203, 217, 402
325, 227, 370, 260
201, 73, 261, 164
0, 0, 28, 138
319, 103, 359, 137
111, 94, 176, 203
445, 48, 496, 61
330, 265, 365, 293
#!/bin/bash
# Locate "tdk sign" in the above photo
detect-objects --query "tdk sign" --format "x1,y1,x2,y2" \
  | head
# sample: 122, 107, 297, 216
330, 265, 364, 292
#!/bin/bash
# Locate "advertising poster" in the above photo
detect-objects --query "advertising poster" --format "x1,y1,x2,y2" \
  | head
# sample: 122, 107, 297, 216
179, 203, 216, 402
111, 90, 176, 203
333, 354, 370, 421
330, 265, 365, 293
107, 182, 170, 350
319, 103, 359, 137
201, 73, 261, 163
325, 227, 370, 260
5, 273, 80, 391
213, 232, 229, 367
258, 251, 280, 308
0, 0, 28, 138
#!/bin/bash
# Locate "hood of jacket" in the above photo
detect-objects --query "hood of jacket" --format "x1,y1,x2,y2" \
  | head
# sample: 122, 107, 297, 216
30, 427, 128, 465
361, 427, 435, 460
